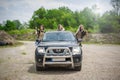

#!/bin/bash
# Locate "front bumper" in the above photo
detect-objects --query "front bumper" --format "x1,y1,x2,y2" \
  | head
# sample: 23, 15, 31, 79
35, 53, 82, 67
35, 47, 82, 68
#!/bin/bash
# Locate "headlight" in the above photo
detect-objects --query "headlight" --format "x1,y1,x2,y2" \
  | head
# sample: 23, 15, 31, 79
37, 47, 45, 53
73, 47, 81, 55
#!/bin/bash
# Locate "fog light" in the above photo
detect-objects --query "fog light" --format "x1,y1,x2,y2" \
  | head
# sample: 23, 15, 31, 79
38, 59, 41, 62
76, 58, 79, 62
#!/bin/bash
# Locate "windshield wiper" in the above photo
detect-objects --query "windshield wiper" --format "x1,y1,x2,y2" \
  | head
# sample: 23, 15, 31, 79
58, 40, 68, 41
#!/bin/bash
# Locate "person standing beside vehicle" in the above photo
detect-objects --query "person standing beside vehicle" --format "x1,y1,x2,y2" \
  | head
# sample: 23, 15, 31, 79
57, 24, 65, 31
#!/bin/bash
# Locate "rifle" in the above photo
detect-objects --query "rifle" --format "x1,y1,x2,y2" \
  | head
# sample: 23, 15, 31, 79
34, 26, 39, 39
81, 30, 87, 38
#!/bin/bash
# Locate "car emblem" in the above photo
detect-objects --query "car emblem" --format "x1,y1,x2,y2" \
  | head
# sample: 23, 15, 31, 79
56, 49, 61, 52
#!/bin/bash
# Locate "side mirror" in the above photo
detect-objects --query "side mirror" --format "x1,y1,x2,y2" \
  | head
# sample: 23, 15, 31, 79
36, 39, 41, 42
35, 39, 41, 46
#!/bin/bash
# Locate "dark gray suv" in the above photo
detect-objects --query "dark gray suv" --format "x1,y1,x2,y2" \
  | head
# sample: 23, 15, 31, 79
35, 31, 82, 71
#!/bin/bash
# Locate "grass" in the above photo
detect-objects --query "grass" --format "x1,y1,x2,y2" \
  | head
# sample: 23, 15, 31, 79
21, 52, 27, 55
8, 57, 11, 60
0, 41, 23, 48
8, 29, 34, 35
0, 59, 4, 64
27, 60, 34, 64
8, 29, 36, 41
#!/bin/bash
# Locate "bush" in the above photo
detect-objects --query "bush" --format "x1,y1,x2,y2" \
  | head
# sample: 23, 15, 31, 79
8, 29, 34, 35
8, 29, 35, 40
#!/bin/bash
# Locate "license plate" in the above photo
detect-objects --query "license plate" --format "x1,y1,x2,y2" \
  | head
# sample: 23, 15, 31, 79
52, 58, 65, 61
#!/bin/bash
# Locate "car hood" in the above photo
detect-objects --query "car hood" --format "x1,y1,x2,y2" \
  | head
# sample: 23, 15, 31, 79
38, 41, 78, 47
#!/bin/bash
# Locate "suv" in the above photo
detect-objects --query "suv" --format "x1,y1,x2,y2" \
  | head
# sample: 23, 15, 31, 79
35, 31, 82, 71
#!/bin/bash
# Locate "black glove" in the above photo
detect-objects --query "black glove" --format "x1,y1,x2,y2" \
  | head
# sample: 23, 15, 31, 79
81, 31, 87, 38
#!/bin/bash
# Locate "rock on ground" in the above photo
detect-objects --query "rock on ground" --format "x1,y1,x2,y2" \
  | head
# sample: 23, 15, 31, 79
0, 30, 15, 45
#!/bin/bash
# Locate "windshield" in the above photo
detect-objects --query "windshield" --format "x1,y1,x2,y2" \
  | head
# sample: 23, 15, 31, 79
43, 32, 76, 42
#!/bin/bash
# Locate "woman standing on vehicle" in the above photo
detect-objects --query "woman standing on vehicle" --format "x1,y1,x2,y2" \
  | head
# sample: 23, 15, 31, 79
75, 24, 87, 39
37, 25, 45, 41
75, 24, 87, 46
57, 24, 65, 31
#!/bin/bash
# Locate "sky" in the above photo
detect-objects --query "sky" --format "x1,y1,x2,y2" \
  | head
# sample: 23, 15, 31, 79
0, 0, 113, 23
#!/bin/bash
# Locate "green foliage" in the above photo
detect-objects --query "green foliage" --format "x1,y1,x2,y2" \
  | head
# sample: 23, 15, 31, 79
8, 29, 34, 35
0, 20, 29, 31
4, 20, 16, 31
8, 29, 35, 40
19, 22, 29, 29
21, 52, 27, 55
98, 11, 120, 33
13, 20, 21, 29
111, 0, 120, 16
80, 8, 95, 29
0, 4, 120, 33
29, 6, 98, 33
0, 24, 3, 30
28, 5, 120, 33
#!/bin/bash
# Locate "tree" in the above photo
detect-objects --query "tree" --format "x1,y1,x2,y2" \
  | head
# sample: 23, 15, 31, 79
4, 20, 16, 31
0, 24, 3, 30
98, 11, 120, 33
13, 20, 21, 29
111, 0, 120, 16
29, 6, 102, 33
19, 22, 29, 29
29, 7, 47, 29
29, 6, 75, 29
80, 7, 96, 32
33, 7, 46, 19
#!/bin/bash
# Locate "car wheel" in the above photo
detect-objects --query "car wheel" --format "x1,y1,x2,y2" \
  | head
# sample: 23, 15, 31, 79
36, 65, 44, 71
74, 63, 82, 71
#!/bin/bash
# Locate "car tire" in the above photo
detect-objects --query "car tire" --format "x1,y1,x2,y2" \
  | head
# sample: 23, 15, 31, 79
36, 65, 44, 71
74, 64, 82, 71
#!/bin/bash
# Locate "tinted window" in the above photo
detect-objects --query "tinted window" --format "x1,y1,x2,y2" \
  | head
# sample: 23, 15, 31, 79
43, 32, 76, 41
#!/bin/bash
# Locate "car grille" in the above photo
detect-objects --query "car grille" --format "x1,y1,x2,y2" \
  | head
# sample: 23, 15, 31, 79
53, 49, 64, 53
45, 47, 72, 52
46, 47, 72, 56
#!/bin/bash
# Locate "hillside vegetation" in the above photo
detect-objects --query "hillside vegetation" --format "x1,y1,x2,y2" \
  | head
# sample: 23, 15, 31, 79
0, 0, 120, 44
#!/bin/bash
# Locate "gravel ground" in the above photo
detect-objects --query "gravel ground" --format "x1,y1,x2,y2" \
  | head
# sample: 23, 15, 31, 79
0, 41, 120, 80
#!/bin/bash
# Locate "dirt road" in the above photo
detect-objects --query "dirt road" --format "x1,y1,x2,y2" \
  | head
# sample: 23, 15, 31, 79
0, 41, 120, 80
